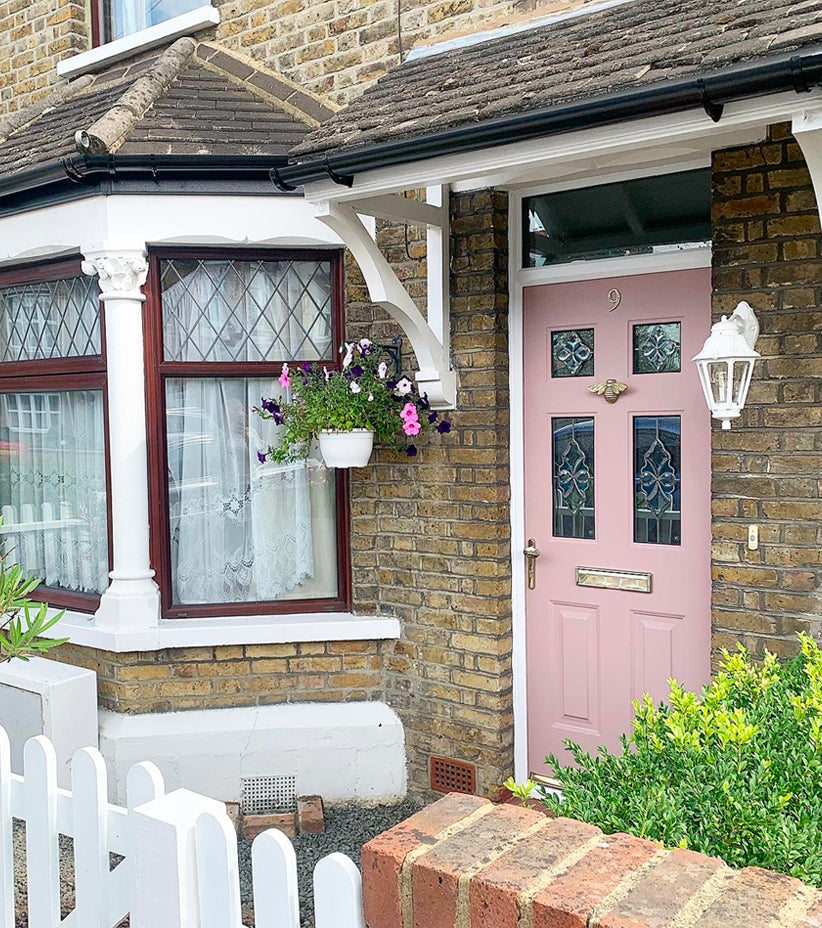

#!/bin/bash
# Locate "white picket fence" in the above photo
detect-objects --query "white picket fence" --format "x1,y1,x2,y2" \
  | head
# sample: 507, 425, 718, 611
1, 726, 365, 928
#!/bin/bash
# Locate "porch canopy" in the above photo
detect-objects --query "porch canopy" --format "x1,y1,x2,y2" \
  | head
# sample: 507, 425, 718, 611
273, 0, 822, 409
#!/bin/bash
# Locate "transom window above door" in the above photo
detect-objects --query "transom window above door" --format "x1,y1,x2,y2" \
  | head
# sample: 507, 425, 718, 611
523, 169, 711, 268
146, 250, 349, 619
96, 0, 211, 43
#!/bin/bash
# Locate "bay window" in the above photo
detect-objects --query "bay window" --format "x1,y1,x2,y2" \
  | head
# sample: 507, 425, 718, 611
145, 249, 349, 618
0, 261, 110, 610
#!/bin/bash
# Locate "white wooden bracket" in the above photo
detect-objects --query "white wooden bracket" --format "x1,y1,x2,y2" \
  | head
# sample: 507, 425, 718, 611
792, 108, 822, 228
313, 187, 456, 409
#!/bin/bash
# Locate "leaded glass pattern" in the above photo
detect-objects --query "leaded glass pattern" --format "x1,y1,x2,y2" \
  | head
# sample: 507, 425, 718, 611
551, 328, 595, 378
633, 322, 681, 374
161, 259, 334, 363
0, 276, 101, 362
634, 415, 681, 546
552, 417, 595, 539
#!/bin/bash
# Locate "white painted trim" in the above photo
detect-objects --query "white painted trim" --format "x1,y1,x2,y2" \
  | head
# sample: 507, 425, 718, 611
303, 92, 816, 203
43, 610, 401, 652
520, 244, 712, 286
507, 185, 712, 782
409, 0, 639, 61
57, 5, 220, 78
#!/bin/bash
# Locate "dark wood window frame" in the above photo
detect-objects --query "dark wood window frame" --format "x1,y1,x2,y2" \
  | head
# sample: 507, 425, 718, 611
144, 246, 352, 620
0, 256, 113, 613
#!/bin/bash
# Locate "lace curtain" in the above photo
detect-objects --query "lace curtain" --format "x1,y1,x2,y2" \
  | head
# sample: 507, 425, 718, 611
162, 260, 337, 606
0, 390, 109, 594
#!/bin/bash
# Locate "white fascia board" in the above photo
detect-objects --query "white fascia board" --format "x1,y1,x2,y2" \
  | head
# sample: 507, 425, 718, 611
57, 5, 221, 79
302, 91, 819, 203
43, 610, 400, 652
0, 195, 342, 266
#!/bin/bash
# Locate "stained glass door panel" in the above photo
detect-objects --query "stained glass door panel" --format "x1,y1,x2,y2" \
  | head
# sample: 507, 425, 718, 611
523, 269, 711, 774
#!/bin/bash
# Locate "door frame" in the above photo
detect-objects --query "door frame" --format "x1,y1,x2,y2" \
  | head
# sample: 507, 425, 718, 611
507, 162, 713, 781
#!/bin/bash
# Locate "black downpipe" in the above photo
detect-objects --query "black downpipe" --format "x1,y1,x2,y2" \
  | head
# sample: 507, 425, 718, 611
274, 51, 822, 188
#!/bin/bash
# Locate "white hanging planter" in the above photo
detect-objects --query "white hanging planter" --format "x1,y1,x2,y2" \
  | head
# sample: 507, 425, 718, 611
318, 428, 375, 468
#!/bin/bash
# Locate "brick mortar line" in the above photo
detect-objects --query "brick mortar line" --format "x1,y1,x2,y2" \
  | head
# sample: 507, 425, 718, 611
400, 804, 497, 928
453, 816, 553, 928
666, 865, 735, 928
517, 834, 606, 928
588, 848, 670, 928
776, 883, 822, 928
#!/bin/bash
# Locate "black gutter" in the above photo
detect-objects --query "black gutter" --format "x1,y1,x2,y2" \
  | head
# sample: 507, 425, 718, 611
0, 153, 295, 205
273, 49, 822, 188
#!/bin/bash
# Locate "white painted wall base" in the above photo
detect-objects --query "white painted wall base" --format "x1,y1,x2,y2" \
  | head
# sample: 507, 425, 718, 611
0, 657, 98, 787
99, 701, 406, 806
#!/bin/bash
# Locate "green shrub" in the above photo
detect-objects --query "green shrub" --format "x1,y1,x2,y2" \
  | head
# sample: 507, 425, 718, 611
541, 635, 822, 885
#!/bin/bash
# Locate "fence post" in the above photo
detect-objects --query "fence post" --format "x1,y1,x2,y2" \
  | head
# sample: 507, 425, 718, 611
0, 729, 13, 928
129, 788, 226, 928
314, 853, 365, 928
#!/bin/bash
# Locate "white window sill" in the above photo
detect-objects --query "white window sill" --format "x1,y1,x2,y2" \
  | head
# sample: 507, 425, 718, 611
57, 5, 220, 79
45, 610, 400, 653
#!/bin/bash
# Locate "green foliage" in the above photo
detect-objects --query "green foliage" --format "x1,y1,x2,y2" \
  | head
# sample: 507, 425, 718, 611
540, 637, 822, 885
503, 776, 538, 806
0, 544, 67, 662
255, 340, 451, 464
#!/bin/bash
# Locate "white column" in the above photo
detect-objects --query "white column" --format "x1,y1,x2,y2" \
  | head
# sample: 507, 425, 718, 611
82, 245, 160, 632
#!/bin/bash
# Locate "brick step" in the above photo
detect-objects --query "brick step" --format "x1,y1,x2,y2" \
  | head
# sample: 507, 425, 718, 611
362, 793, 822, 928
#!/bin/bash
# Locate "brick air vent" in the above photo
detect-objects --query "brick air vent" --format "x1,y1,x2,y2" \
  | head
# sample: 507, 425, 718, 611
240, 775, 297, 814
430, 756, 477, 794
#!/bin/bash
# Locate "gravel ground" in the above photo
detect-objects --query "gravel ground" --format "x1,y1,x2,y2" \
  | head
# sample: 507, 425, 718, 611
11, 800, 425, 927
238, 799, 426, 927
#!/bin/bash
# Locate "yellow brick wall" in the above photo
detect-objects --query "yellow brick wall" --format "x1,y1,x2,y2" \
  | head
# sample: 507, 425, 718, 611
49, 640, 385, 712
0, 0, 89, 115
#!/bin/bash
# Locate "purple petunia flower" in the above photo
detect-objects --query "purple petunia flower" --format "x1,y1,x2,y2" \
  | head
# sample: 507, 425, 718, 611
302, 362, 313, 373
257, 451, 267, 463
428, 411, 438, 424
419, 394, 430, 410
437, 420, 452, 434
261, 398, 280, 415
386, 379, 398, 390
351, 364, 364, 378
406, 444, 418, 457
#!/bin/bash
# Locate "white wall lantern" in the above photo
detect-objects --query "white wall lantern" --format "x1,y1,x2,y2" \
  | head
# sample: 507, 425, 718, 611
692, 301, 760, 430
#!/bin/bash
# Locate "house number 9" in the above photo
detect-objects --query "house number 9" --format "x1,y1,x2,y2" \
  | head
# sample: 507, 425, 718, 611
607, 288, 622, 312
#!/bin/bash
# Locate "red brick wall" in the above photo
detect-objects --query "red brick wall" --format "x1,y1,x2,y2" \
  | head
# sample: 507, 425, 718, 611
362, 794, 821, 928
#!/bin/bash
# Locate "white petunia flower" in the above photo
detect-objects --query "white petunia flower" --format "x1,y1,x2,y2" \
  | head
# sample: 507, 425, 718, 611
342, 342, 354, 369
368, 393, 374, 401
350, 382, 362, 394
358, 338, 373, 351
323, 366, 331, 382
395, 377, 413, 396
377, 361, 388, 379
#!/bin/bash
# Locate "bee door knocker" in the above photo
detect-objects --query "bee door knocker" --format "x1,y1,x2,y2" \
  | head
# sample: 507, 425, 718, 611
589, 379, 628, 404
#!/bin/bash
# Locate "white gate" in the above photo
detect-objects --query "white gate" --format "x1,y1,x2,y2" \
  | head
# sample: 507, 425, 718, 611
0, 726, 366, 928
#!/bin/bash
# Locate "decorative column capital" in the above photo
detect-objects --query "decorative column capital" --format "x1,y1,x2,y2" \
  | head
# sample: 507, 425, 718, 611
81, 247, 148, 301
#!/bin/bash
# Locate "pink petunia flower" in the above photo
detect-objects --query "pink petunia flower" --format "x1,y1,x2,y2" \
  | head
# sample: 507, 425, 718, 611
401, 402, 418, 421
278, 364, 291, 388
403, 420, 421, 436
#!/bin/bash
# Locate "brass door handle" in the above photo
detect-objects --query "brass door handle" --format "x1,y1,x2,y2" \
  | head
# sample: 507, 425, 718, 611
524, 539, 541, 590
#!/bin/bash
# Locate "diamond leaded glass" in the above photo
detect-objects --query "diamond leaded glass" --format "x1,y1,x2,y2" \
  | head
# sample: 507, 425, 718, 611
633, 322, 681, 374
160, 259, 334, 363
0, 276, 101, 362
634, 415, 681, 546
551, 328, 594, 378
552, 417, 595, 539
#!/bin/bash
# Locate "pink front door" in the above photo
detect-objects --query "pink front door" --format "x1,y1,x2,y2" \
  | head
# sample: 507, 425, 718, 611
523, 268, 711, 775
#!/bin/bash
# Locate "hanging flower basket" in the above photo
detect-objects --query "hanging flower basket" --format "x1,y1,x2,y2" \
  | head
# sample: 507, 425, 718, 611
318, 428, 375, 468
253, 339, 452, 469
